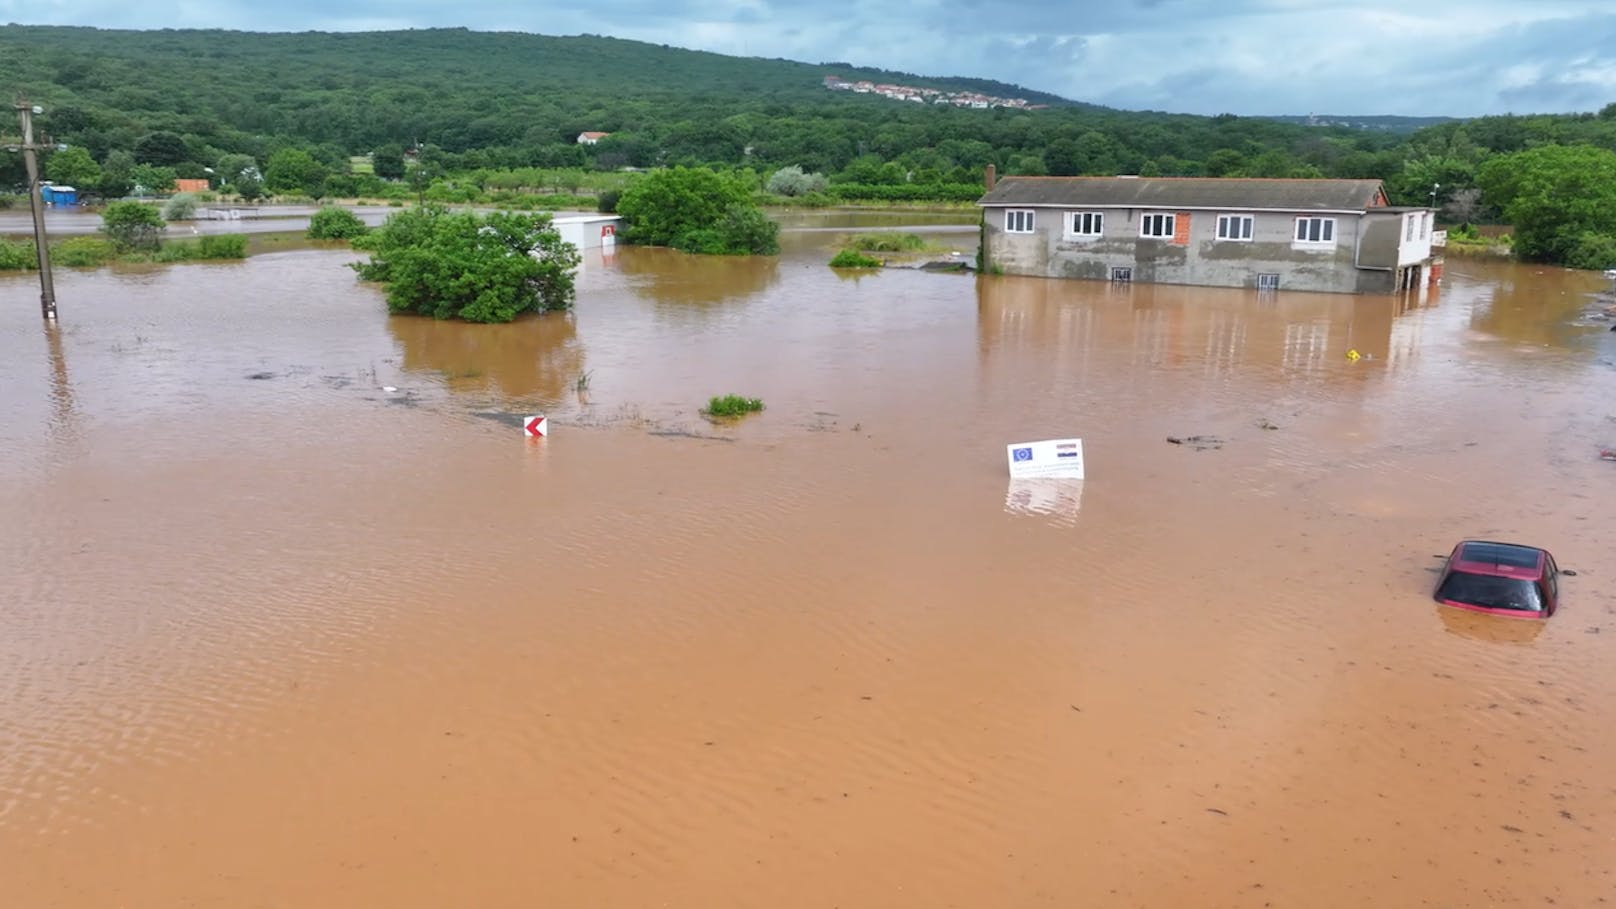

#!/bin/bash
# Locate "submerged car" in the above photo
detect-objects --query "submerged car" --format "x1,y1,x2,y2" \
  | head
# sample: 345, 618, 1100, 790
1434, 541, 1560, 618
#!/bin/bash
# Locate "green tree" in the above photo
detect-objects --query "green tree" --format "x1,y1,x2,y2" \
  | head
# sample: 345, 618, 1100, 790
100, 200, 166, 251
45, 147, 102, 189
134, 131, 190, 166
264, 147, 328, 197
130, 164, 176, 195
372, 143, 406, 180
1477, 144, 1616, 265
351, 206, 580, 322
97, 149, 135, 199
615, 166, 779, 255
307, 206, 369, 240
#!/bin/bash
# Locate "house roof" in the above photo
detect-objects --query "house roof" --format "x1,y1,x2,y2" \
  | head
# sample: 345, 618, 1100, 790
979, 177, 1389, 213
578, 131, 610, 139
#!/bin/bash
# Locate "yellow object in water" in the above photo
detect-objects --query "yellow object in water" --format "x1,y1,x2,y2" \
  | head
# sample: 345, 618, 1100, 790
1345, 348, 1361, 361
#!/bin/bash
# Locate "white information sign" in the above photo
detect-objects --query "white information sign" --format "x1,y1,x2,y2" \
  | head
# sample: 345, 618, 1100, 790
1006, 438, 1085, 480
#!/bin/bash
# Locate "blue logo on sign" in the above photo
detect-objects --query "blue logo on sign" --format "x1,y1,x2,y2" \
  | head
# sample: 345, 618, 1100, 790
1012, 447, 1033, 462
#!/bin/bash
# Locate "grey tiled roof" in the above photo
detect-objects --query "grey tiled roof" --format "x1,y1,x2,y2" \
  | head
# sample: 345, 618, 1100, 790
979, 177, 1387, 212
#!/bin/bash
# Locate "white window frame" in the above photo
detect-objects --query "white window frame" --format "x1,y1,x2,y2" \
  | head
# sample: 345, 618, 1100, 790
1217, 214, 1254, 242
1004, 209, 1035, 234
1065, 211, 1104, 239
1405, 215, 1416, 242
1422, 212, 1432, 238
1294, 217, 1336, 245
1257, 273, 1281, 290
1140, 212, 1175, 239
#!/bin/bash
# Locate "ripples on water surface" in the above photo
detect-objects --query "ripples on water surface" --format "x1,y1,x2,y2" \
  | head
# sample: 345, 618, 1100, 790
1, 227, 1614, 906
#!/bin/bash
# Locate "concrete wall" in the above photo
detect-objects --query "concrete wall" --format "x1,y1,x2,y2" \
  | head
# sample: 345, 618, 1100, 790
984, 206, 1411, 294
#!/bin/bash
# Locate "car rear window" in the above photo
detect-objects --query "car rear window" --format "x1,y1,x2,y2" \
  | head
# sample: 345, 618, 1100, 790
1437, 571, 1544, 613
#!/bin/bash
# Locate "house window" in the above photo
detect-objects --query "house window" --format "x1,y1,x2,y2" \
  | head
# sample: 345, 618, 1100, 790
1005, 209, 1035, 233
1257, 273, 1281, 290
1110, 267, 1133, 283
1406, 215, 1416, 241
1294, 217, 1335, 244
1066, 211, 1103, 238
1422, 212, 1432, 238
1140, 213, 1175, 238
1217, 214, 1254, 241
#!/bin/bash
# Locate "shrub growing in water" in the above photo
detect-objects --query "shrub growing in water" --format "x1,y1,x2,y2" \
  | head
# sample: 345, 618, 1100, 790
351, 205, 580, 322
307, 206, 369, 240
829, 249, 882, 268
705, 395, 765, 418
101, 201, 166, 251
615, 167, 779, 255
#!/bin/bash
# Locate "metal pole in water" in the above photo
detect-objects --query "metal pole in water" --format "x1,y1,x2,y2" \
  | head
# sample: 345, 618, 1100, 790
13, 99, 57, 321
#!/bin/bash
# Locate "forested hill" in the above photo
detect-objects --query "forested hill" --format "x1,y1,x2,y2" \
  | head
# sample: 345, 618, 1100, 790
0, 25, 1076, 148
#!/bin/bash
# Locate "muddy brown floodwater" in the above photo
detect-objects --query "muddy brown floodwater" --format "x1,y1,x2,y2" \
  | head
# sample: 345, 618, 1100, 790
2, 215, 1615, 907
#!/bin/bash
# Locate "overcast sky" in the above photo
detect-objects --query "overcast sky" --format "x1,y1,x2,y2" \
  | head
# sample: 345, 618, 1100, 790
4, 0, 1615, 116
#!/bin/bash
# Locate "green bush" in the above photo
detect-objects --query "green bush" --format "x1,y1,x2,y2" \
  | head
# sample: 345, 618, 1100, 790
849, 232, 925, 252
829, 249, 882, 268
596, 189, 620, 213
162, 194, 198, 221
351, 205, 580, 322
705, 394, 765, 417
0, 238, 37, 270
1566, 232, 1616, 271
616, 166, 779, 255
101, 200, 166, 251
197, 234, 248, 258
307, 206, 369, 240
51, 236, 117, 267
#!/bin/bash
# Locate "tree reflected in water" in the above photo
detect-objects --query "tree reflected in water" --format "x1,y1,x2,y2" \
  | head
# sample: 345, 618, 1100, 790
387, 310, 583, 403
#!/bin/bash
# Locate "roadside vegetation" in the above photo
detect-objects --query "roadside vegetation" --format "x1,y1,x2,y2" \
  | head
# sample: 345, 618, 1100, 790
351, 206, 580, 322
0, 232, 247, 269
6, 26, 1616, 268
704, 395, 765, 418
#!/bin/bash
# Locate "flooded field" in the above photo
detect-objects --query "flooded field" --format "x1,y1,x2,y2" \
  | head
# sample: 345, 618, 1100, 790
2, 214, 1615, 907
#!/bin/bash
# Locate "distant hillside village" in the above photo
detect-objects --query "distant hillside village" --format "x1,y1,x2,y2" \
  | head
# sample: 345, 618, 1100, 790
822, 76, 1046, 111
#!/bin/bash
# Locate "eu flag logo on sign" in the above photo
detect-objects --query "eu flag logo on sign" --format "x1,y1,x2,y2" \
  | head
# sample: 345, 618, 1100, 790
1013, 447, 1033, 462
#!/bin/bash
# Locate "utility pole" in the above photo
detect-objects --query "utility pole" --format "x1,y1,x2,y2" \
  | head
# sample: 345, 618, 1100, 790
11, 99, 57, 321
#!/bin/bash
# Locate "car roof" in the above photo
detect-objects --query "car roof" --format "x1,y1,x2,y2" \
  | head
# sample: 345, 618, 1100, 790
1451, 540, 1548, 579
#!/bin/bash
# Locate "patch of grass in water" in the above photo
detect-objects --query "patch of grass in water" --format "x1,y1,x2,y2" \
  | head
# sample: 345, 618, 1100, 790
829, 249, 882, 268
705, 394, 765, 418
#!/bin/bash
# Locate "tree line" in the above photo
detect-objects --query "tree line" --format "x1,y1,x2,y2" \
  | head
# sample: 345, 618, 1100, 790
3, 25, 1615, 268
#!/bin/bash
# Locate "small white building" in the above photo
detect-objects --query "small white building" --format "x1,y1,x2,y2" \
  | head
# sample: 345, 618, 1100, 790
576, 132, 611, 145
551, 214, 620, 251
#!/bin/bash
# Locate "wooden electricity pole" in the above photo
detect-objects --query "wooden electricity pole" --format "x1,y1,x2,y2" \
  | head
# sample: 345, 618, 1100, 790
12, 99, 57, 321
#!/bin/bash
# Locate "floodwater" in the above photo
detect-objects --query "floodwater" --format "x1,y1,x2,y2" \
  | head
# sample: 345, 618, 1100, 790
2, 217, 1615, 907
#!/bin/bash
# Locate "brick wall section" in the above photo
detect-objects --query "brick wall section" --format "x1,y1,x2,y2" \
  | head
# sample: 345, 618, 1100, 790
1173, 212, 1191, 246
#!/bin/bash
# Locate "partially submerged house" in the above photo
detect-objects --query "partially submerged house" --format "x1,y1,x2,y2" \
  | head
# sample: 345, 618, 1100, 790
977, 171, 1438, 294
